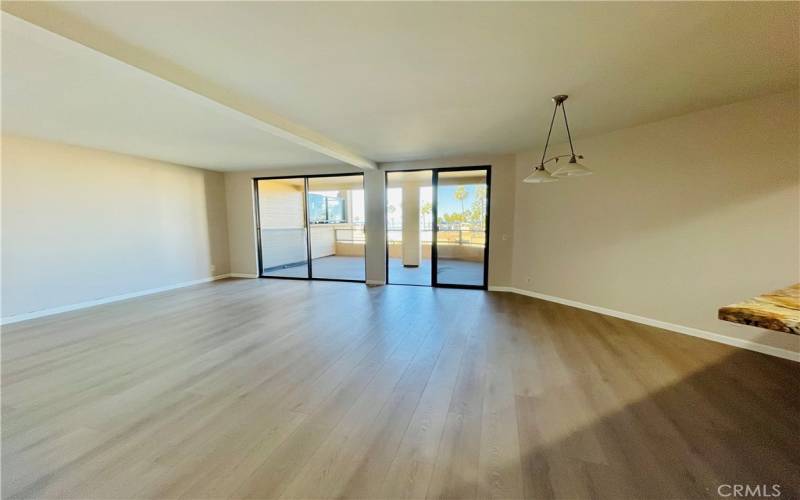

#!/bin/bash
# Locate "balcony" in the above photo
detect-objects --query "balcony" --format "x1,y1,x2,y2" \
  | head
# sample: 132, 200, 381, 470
387, 224, 485, 286
261, 223, 485, 285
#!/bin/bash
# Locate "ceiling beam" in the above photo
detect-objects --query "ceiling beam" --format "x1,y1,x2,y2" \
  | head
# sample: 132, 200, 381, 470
0, 4, 377, 170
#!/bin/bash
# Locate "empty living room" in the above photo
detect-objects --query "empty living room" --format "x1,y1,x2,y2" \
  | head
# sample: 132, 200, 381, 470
1, 2, 798, 499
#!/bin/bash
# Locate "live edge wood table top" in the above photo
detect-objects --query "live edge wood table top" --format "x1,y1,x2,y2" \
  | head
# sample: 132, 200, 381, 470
719, 283, 800, 335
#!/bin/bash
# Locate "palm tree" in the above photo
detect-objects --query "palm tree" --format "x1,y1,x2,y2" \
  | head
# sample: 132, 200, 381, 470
421, 201, 432, 230
469, 185, 487, 230
453, 186, 469, 244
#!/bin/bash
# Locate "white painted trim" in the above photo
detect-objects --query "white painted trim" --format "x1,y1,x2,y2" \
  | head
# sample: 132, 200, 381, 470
229, 273, 259, 279
1, 274, 231, 325
488, 286, 799, 362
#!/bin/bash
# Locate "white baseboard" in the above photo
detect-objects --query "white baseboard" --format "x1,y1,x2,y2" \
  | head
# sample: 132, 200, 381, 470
229, 273, 259, 279
1, 274, 231, 325
488, 286, 799, 362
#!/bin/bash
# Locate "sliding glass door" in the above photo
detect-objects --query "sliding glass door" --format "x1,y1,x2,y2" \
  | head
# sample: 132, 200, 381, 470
255, 174, 365, 283
307, 175, 365, 281
433, 168, 489, 288
256, 177, 309, 278
386, 166, 490, 289
386, 170, 433, 286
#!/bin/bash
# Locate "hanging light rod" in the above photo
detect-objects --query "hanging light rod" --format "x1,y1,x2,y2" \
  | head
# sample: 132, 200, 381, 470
524, 94, 592, 184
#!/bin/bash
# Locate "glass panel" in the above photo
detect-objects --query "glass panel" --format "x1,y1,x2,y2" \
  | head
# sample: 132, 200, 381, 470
307, 175, 365, 281
307, 193, 327, 224
435, 169, 487, 287
257, 178, 309, 278
386, 170, 433, 286
326, 197, 346, 223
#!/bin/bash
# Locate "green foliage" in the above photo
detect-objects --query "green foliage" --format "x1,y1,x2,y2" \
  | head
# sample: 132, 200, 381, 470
436, 184, 487, 231
454, 185, 468, 202
468, 185, 487, 227
438, 212, 466, 225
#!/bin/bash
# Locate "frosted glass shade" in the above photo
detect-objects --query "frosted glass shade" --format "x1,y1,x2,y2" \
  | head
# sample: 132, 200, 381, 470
552, 156, 592, 177
523, 167, 558, 183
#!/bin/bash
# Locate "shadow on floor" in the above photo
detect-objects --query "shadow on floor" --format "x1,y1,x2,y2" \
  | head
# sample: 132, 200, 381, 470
437, 344, 799, 499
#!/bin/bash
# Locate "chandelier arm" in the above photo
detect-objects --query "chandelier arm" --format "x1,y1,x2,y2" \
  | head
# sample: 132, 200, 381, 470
543, 154, 573, 165
561, 101, 577, 157
539, 102, 560, 167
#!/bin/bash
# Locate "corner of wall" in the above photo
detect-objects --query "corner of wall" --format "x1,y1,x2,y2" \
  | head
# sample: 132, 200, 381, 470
503, 90, 800, 360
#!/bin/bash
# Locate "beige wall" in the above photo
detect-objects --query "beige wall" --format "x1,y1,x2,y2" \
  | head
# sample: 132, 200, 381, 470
256, 179, 307, 269
257, 180, 304, 228
511, 90, 800, 354
1, 135, 230, 319
4, 92, 796, 357
387, 243, 482, 262
335, 241, 365, 257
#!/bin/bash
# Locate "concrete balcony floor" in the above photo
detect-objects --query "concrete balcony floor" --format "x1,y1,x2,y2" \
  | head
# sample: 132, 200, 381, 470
388, 257, 484, 287
263, 255, 366, 281
263, 255, 484, 286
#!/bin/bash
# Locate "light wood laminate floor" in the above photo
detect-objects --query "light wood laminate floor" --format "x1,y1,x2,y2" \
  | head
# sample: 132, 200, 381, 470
2, 278, 798, 499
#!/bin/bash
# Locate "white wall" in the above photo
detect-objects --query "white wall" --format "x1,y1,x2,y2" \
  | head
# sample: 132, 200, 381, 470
309, 225, 335, 259
512, 90, 800, 355
1, 135, 230, 319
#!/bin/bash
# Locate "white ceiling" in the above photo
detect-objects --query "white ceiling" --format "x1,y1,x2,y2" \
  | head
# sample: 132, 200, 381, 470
2, 2, 798, 171
1, 13, 336, 170
308, 175, 365, 191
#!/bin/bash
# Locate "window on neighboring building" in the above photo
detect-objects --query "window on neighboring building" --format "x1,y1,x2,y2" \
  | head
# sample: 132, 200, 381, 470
308, 192, 346, 224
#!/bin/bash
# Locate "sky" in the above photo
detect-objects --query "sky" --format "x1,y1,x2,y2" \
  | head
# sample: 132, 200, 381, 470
438, 185, 481, 216
387, 184, 485, 227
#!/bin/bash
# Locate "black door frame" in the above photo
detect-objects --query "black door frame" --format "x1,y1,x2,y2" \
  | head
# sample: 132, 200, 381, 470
253, 172, 366, 284
384, 165, 491, 290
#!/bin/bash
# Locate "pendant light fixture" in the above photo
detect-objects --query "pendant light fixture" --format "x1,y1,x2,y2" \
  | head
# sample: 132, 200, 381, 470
523, 94, 592, 183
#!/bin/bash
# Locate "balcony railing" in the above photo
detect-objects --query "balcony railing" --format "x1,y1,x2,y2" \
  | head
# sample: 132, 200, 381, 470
386, 225, 486, 247
335, 225, 366, 243
262, 223, 486, 246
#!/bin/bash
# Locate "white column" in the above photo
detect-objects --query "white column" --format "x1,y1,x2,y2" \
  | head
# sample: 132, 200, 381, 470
401, 182, 421, 267
363, 169, 386, 284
